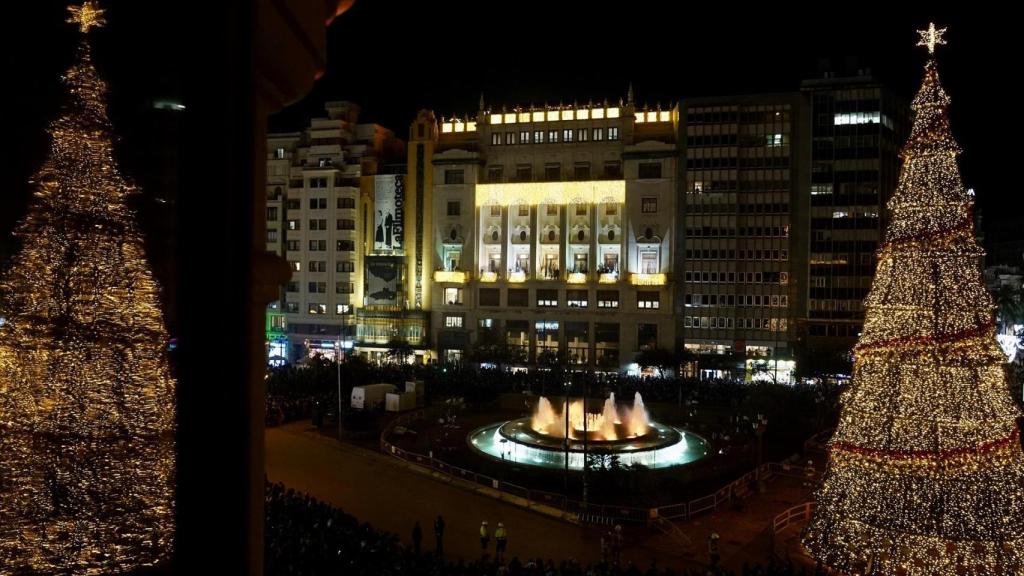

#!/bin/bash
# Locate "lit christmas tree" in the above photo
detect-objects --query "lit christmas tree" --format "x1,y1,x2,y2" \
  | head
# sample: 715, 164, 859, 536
0, 2, 175, 573
803, 24, 1024, 575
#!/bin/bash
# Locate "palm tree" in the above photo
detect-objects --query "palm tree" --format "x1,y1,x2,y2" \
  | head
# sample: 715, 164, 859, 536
992, 282, 1024, 333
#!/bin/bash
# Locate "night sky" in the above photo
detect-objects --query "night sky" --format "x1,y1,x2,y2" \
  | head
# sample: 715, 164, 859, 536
3, 2, 1014, 254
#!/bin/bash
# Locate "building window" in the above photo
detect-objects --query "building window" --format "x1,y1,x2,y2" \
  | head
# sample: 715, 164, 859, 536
491, 132, 501, 145
508, 289, 529, 307
336, 219, 355, 230
336, 239, 354, 251
547, 130, 558, 143
308, 281, 327, 293
286, 281, 298, 292
537, 289, 558, 307
308, 240, 326, 251
546, 205, 558, 216
578, 128, 588, 142
603, 161, 621, 178
479, 288, 500, 306
287, 219, 300, 230
445, 170, 465, 184
519, 131, 530, 144
444, 315, 464, 328
285, 198, 300, 210
309, 197, 327, 209
597, 290, 619, 308
308, 303, 327, 315
336, 282, 354, 294
337, 197, 355, 209
336, 304, 351, 315
309, 219, 327, 230
447, 201, 461, 216
574, 163, 591, 180
267, 229, 278, 242
286, 302, 299, 313
275, 147, 285, 159
488, 166, 503, 183
641, 197, 657, 213
308, 177, 328, 188
286, 240, 301, 252
562, 129, 574, 143
518, 205, 529, 217
308, 261, 326, 272
533, 130, 544, 143
444, 287, 464, 305
608, 127, 619, 141
337, 261, 355, 273
489, 205, 502, 217
638, 162, 662, 179
593, 127, 604, 141
637, 291, 660, 309
505, 132, 515, 145
637, 323, 657, 350
544, 163, 561, 181
266, 207, 279, 220
567, 289, 588, 308
516, 164, 532, 182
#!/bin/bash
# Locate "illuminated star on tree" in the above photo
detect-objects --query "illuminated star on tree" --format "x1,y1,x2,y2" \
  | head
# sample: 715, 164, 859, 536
66, 1, 106, 33
916, 21, 947, 55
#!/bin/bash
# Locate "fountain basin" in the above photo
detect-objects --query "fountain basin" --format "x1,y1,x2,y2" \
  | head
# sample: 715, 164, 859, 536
467, 392, 708, 470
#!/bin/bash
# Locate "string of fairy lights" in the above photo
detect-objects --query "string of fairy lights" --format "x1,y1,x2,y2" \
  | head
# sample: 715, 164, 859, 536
802, 23, 1024, 575
0, 2, 175, 573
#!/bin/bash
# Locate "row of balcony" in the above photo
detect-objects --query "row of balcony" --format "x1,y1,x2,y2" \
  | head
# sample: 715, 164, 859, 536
432, 270, 667, 286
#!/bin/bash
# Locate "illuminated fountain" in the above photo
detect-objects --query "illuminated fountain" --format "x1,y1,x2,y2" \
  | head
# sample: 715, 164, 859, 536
468, 392, 707, 470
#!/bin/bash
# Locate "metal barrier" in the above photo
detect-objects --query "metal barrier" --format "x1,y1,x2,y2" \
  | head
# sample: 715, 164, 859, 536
771, 502, 815, 535
379, 408, 802, 526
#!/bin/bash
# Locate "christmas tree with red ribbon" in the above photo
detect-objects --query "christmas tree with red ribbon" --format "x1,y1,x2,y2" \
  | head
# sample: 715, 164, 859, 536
803, 23, 1024, 575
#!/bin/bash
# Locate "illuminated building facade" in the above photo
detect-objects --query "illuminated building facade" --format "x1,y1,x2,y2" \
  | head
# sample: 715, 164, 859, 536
801, 73, 908, 352
265, 102, 426, 363
426, 93, 679, 371
678, 94, 808, 382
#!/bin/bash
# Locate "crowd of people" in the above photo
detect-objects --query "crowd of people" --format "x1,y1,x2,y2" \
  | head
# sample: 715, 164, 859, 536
265, 480, 826, 576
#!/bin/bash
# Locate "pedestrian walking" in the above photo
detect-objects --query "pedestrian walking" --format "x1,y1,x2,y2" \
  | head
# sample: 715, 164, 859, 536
479, 520, 490, 558
495, 522, 508, 562
612, 524, 623, 565
412, 520, 422, 555
434, 515, 445, 556
708, 532, 721, 567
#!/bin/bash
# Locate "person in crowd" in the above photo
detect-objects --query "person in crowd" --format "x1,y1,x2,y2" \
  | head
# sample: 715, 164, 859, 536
412, 520, 422, 555
495, 521, 508, 562
480, 520, 490, 558
434, 514, 446, 556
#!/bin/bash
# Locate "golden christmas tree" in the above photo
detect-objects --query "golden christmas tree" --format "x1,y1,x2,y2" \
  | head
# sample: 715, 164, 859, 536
802, 24, 1024, 575
0, 2, 175, 572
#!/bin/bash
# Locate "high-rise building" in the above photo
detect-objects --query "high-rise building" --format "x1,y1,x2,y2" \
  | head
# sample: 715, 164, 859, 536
800, 73, 908, 353
425, 93, 679, 371
264, 102, 415, 363
678, 94, 808, 382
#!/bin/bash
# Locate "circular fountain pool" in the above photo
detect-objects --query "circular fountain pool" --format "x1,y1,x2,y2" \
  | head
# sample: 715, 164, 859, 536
467, 393, 708, 470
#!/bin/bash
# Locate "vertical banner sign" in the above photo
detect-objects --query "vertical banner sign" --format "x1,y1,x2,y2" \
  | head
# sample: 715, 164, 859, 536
374, 175, 405, 251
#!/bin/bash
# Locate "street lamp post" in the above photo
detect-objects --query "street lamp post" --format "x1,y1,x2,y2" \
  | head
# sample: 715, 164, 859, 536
753, 414, 768, 493
336, 325, 343, 439
582, 378, 589, 507
564, 379, 570, 491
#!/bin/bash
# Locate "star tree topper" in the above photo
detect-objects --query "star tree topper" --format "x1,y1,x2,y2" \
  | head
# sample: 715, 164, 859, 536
917, 22, 947, 55
67, 1, 106, 33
